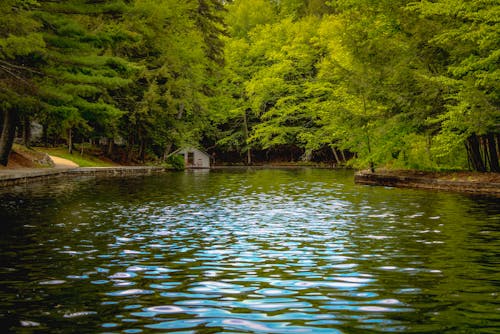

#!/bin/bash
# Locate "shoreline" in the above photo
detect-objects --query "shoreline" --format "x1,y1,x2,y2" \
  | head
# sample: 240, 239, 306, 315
0, 166, 170, 188
355, 170, 500, 196
0, 164, 329, 187
1, 166, 498, 196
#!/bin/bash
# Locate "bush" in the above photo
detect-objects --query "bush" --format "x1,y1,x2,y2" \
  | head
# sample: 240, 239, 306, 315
166, 154, 185, 171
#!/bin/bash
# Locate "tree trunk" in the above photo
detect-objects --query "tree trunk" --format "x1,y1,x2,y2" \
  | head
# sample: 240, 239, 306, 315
80, 139, 84, 156
331, 146, 341, 166
42, 122, 48, 147
68, 127, 73, 154
340, 149, 346, 162
243, 108, 251, 165
246, 147, 252, 165
107, 137, 114, 156
162, 143, 173, 162
22, 116, 31, 148
466, 134, 486, 172
139, 137, 146, 162
480, 135, 488, 169
0, 110, 18, 166
126, 134, 135, 162
426, 134, 432, 163
177, 103, 184, 120
361, 94, 375, 172
496, 134, 500, 165
496, 134, 500, 160
366, 129, 375, 172
486, 133, 500, 172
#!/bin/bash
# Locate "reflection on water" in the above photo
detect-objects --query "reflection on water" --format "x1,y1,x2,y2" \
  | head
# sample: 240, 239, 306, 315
0, 169, 499, 333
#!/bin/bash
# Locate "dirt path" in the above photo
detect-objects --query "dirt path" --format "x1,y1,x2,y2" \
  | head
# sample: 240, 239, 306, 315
49, 155, 79, 168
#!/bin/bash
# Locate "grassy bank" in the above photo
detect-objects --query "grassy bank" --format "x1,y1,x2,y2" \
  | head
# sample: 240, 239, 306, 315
36, 147, 118, 167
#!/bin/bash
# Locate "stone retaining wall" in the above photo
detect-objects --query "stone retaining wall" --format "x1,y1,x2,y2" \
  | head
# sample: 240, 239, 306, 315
68, 166, 168, 176
0, 169, 70, 187
0, 167, 169, 188
355, 172, 500, 195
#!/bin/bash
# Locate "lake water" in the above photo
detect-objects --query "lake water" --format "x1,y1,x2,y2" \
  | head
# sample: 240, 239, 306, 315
0, 169, 499, 333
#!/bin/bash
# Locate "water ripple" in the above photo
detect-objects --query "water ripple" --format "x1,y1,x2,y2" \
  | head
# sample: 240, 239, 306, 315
0, 169, 499, 333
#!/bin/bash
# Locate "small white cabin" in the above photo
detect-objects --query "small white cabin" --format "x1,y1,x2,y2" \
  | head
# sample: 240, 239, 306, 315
175, 147, 211, 169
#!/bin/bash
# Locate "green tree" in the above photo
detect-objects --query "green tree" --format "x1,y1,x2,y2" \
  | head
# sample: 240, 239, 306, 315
316, 1, 453, 170
0, 0, 44, 165
226, 0, 277, 38
211, 0, 280, 164
117, 0, 225, 162
409, 0, 500, 171
33, 0, 131, 153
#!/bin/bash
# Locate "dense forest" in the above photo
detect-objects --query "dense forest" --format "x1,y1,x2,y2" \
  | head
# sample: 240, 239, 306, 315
0, 0, 498, 171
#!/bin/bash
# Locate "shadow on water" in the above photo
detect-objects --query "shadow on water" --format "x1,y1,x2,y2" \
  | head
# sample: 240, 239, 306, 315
0, 169, 499, 333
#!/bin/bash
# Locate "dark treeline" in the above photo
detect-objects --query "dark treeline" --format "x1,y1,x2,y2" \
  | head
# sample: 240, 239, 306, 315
1, 0, 498, 171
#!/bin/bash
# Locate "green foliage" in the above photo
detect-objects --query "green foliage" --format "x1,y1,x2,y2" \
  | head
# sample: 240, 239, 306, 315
0, 0, 227, 165
1, 0, 498, 171
226, 0, 277, 38
166, 154, 185, 171
210, 0, 498, 171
